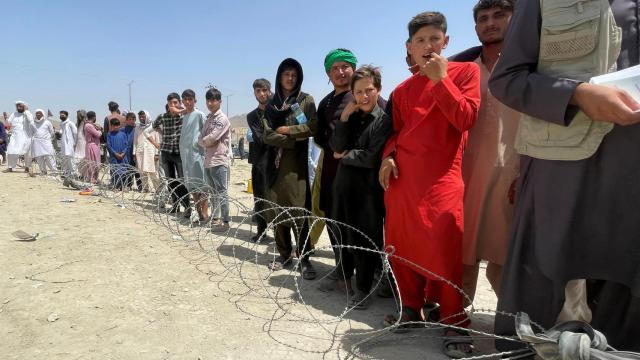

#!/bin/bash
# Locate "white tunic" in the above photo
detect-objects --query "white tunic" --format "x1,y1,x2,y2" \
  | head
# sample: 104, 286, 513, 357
134, 125, 160, 173
28, 119, 55, 158
6, 111, 33, 155
60, 120, 78, 157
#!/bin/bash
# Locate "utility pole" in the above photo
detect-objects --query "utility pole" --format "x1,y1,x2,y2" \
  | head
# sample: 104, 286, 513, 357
205, 84, 232, 115
127, 80, 134, 110
225, 94, 233, 116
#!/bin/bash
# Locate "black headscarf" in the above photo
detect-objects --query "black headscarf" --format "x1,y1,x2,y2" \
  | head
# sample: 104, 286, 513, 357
263, 58, 310, 188
265, 58, 307, 129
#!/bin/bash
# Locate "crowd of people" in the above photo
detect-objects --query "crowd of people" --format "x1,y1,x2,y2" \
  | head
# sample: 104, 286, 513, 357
2, 0, 640, 357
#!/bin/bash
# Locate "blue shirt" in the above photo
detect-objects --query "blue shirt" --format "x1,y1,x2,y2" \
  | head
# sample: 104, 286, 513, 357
107, 129, 129, 164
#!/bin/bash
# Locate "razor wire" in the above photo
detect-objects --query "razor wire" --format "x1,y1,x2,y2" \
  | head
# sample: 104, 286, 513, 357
22, 152, 557, 359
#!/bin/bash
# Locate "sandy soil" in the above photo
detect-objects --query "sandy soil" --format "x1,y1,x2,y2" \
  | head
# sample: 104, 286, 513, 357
0, 159, 502, 359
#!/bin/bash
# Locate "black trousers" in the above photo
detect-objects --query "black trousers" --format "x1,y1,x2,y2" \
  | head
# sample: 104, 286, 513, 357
251, 165, 268, 235
274, 221, 311, 261
160, 151, 190, 211
129, 157, 143, 190
325, 220, 352, 280
352, 247, 382, 293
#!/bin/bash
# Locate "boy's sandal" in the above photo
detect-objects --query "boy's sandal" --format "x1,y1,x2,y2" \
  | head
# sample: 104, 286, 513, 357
383, 307, 423, 333
300, 262, 317, 280
423, 301, 441, 322
268, 255, 292, 271
442, 328, 474, 359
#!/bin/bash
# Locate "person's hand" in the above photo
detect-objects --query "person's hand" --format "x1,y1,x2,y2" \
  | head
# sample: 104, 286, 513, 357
340, 100, 359, 122
572, 83, 640, 126
420, 52, 448, 83
508, 177, 518, 205
0, 139, 4, 144
148, 138, 161, 149
168, 106, 184, 115
276, 126, 290, 135
333, 151, 347, 159
378, 156, 399, 191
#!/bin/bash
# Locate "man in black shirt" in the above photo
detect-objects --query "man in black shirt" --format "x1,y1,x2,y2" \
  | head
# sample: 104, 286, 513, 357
246, 79, 271, 242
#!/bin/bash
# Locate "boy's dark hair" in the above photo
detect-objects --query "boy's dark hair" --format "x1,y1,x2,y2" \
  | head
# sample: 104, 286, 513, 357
59, 110, 69, 117
110, 118, 121, 127
408, 11, 447, 39
252, 78, 271, 91
138, 110, 145, 116
87, 111, 96, 120
126, 112, 136, 120
205, 87, 222, 101
108, 101, 119, 112
350, 65, 382, 91
473, 0, 515, 22
167, 92, 180, 102
181, 89, 196, 99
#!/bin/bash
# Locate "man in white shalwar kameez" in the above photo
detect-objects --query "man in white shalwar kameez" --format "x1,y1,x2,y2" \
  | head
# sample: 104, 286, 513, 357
59, 110, 78, 183
28, 109, 57, 175
135, 110, 161, 192
3, 101, 33, 173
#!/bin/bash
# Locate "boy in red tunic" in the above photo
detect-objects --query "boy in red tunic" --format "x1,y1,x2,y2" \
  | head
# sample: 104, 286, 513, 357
379, 11, 480, 357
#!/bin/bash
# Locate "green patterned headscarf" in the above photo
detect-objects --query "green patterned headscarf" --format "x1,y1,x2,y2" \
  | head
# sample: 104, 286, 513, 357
324, 49, 357, 74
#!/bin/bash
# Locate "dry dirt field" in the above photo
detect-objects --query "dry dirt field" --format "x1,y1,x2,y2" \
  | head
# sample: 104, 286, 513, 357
0, 159, 502, 359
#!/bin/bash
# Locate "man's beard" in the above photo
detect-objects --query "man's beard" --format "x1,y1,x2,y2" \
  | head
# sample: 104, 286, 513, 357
257, 95, 272, 106
332, 78, 350, 89
17, 109, 24, 114
480, 37, 504, 46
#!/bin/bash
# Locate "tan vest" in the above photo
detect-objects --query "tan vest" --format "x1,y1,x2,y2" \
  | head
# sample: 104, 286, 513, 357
515, 0, 622, 160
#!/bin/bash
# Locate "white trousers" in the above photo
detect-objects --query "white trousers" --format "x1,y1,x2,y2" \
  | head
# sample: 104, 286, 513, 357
61, 156, 76, 178
34, 155, 57, 174
7, 153, 32, 169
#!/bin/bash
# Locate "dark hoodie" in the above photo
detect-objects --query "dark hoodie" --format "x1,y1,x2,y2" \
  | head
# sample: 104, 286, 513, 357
263, 58, 315, 188
265, 58, 307, 129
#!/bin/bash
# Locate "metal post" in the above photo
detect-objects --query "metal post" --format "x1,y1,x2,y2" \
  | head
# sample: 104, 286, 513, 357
127, 80, 134, 110
225, 94, 233, 116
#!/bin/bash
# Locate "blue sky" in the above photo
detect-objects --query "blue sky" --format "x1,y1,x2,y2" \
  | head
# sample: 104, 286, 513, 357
2, 0, 483, 120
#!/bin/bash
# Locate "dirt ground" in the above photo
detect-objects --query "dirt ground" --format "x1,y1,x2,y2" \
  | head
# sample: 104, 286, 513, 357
0, 159, 503, 359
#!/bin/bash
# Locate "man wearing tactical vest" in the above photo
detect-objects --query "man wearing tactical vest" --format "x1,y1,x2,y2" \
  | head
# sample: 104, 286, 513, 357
490, 0, 640, 351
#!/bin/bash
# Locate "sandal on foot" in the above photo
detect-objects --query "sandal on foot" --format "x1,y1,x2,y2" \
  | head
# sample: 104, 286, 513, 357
349, 290, 372, 310
383, 307, 423, 333
268, 255, 292, 271
442, 328, 474, 359
422, 301, 441, 322
300, 260, 317, 280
